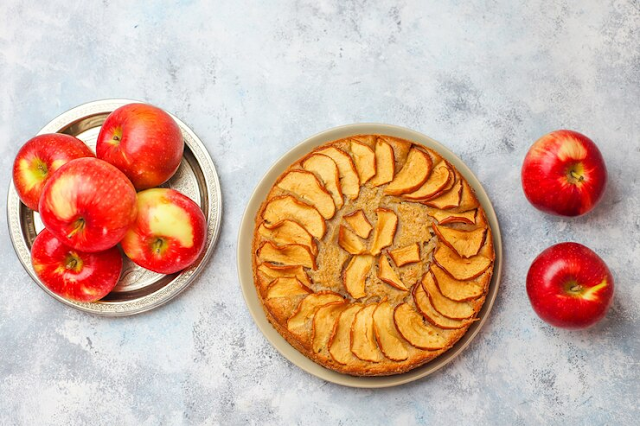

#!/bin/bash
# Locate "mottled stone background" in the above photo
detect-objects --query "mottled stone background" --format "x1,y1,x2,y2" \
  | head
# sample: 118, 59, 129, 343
0, 1, 638, 424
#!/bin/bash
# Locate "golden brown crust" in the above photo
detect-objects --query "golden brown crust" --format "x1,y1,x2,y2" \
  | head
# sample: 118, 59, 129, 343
251, 134, 495, 376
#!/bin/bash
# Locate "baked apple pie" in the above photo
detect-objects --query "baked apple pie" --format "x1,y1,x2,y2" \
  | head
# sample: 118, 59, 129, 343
252, 135, 495, 376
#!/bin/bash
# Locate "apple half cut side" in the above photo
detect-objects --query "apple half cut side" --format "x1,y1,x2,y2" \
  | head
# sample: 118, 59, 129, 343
373, 300, 409, 361
287, 291, 345, 340
311, 301, 348, 355
262, 195, 326, 239
329, 304, 364, 365
350, 140, 376, 185
350, 304, 384, 362
413, 281, 476, 329
302, 153, 344, 209
393, 303, 448, 350
314, 146, 360, 200
276, 170, 336, 219
384, 148, 433, 196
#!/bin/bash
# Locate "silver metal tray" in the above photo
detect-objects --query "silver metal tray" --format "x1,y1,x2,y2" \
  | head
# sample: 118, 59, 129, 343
7, 99, 222, 316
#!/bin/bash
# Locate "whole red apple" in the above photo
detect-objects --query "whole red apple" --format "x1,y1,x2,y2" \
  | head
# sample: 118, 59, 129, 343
39, 157, 137, 252
527, 242, 614, 329
12, 133, 94, 211
521, 130, 607, 216
96, 103, 184, 190
121, 188, 206, 274
31, 228, 122, 302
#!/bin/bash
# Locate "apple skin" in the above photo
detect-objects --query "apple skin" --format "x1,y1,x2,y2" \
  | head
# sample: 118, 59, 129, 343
96, 103, 184, 190
521, 130, 607, 217
31, 228, 122, 302
39, 157, 138, 253
526, 242, 614, 329
12, 133, 95, 211
121, 188, 206, 274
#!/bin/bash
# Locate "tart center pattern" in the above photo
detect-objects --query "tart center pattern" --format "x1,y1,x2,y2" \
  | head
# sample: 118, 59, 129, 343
253, 135, 495, 376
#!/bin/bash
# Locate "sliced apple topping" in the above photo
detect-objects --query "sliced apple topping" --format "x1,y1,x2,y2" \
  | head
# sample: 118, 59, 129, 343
428, 209, 477, 225
343, 255, 374, 299
266, 277, 311, 299
373, 300, 409, 361
422, 271, 476, 319
393, 303, 448, 350
369, 139, 395, 187
479, 227, 495, 261
258, 220, 316, 254
315, 146, 360, 200
422, 175, 462, 210
343, 209, 373, 239
431, 264, 490, 302
287, 291, 345, 338
328, 304, 363, 365
277, 170, 336, 219
377, 255, 408, 291
263, 195, 326, 239
370, 208, 398, 255
338, 225, 367, 255
389, 243, 421, 267
302, 153, 343, 209
413, 278, 474, 329
350, 140, 376, 185
457, 179, 481, 212
384, 148, 432, 196
403, 161, 452, 201
433, 243, 492, 281
257, 263, 312, 287
433, 223, 487, 258
350, 304, 384, 362
257, 242, 316, 270
311, 301, 347, 354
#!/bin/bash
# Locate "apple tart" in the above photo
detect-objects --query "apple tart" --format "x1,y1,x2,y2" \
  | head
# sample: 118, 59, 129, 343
252, 135, 495, 376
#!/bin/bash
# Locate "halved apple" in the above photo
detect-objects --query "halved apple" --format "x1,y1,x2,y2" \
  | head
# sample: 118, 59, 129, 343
315, 146, 360, 200
422, 271, 475, 319
266, 277, 312, 299
258, 220, 316, 254
277, 170, 335, 219
389, 243, 421, 267
433, 223, 487, 258
422, 175, 462, 209
372, 300, 409, 361
384, 148, 432, 196
287, 291, 345, 338
369, 139, 395, 187
302, 153, 343, 209
370, 208, 398, 255
257, 242, 316, 270
428, 209, 477, 225
343, 254, 374, 298
413, 279, 474, 329
311, 301, 347, 354
403, 161, 452, 200
350, 304, 384, 362
378, 255, 408, 291
431, 264, 490, 301
338, 225, 367, 255
263, 195, 325, 239
393, 303, 448, 350
433, 243, 492, 281
257, 263, 312, 288
328, 304, 363, 365
350, 140, 376, 184
457, 179, 481, 212
343, 209, 373, 239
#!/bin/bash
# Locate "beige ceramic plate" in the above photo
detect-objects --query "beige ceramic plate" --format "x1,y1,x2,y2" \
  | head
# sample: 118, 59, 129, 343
7, 99, 222, 316
237, 123, 502, 388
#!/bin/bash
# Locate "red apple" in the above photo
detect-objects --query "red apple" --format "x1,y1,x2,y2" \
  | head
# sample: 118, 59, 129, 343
96, 103, 184, 190
521, 130, 607, 216
39, 157, 137, 252
12, 133, 94, 211
527, 242, 614, 329
31, 228, 122, 302
121, 188, 206, 274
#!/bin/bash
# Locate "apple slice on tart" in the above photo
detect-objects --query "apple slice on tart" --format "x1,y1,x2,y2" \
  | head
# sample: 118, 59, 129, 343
315, 146, 360, 200
413, 281, 475, 329
422, 173, 462, 210
431, 264, 490, 302
257, 263, 312, 288
389, 243, 421, 267
350, 304, 384, 362
257, 242, 316, 270
433, 243, 492, 281
329, 304, 364, 365
432, 223, 487, 258
258, 220, 317, 255
350, 140, 376, 185
377, 255, 408, 291
338, 225, 367, 255
369, 139, 395, 187
276, 170, 336, 219
370, 208, 398, 255
343, 209, 373, 239
312, 301, 348, 355
266, 277, 312, 299
422, 271, 476, 320
384, 148, 433, 196
373, 300, 409, 361
456, 179, 481, 213
403, 161, 452, 201
287, 291, 345, 339
393, 303, 448, 350
302, 153, 344, 209
428, 209, 477, 225
343, 255, 374, 299
262, 195, 326, 239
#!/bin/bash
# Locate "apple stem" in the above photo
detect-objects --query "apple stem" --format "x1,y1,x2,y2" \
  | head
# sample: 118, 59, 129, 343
152, 238, 165, 254
570, 171, 584, 182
